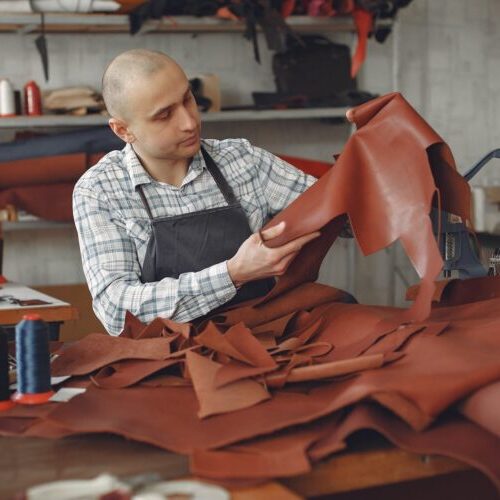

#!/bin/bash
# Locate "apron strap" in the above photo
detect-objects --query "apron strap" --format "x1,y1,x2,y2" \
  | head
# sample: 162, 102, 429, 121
201, 146, 239, 206
136, 185, 154, 220
136, 146, 238, 220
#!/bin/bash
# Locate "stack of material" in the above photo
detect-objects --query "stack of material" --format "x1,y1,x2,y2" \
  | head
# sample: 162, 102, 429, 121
43, 87, 106, 116
1, 93, 499, 491
0, 1, 121, 12
0, 127, 123, 221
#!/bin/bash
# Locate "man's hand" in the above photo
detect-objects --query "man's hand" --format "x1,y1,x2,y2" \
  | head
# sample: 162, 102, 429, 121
227, 222, 321, 288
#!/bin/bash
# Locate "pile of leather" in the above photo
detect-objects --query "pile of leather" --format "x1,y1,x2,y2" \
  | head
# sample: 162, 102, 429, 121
0, 127, 124, 222
1, 93, 499, 490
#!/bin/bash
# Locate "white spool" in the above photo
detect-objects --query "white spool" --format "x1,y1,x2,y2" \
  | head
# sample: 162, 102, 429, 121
0, 79, 16, 117
471, 186, 486, 232
133, 480, 230, 500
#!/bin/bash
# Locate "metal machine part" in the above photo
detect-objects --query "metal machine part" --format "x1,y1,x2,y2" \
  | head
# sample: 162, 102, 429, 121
488, 248, 500, 276
432, 149, 500, 278
432, 208, 486, 279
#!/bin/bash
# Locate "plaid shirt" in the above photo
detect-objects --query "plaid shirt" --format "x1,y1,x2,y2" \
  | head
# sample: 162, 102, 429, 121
73, 138, 316, 335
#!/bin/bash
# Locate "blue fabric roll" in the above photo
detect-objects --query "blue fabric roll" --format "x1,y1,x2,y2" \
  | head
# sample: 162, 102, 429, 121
0, 127, 124, 161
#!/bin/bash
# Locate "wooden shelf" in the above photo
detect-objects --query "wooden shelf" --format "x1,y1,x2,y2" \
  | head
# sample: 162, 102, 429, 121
0, 14, 389, 34
0, 107, 349, 129
2, 220, 75, 232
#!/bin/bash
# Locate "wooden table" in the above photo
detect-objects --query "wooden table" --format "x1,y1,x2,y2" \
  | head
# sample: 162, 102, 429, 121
1, 433, 495, 500
0, 282, 78, 340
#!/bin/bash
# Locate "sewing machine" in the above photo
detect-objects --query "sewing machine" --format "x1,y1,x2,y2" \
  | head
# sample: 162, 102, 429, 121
432, 149, 500, 278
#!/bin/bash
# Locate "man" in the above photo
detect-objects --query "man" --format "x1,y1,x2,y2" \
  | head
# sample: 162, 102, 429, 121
73, 49, 320, 335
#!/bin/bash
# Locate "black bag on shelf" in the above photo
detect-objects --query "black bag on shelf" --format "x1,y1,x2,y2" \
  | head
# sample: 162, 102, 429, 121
272, 35, 356, 99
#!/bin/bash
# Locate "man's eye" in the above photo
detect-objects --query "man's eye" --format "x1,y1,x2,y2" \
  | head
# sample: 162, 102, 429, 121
157, 112, 169, 120
185, 93, 192, 102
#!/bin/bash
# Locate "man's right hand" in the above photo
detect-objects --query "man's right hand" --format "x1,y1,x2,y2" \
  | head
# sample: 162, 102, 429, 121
227, 221, 321, 288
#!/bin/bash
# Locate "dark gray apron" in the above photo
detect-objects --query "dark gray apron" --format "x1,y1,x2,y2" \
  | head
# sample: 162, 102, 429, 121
136, 147, 274, 308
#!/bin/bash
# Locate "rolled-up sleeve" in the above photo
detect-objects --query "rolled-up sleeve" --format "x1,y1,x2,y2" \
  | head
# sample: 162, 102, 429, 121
73, 186, 237, 335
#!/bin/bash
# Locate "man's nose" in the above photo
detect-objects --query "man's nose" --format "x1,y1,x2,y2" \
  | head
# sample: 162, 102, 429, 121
177, 105, 197, 131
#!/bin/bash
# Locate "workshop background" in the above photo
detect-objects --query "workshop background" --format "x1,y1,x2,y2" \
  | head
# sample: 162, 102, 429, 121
1, 0, 500, 339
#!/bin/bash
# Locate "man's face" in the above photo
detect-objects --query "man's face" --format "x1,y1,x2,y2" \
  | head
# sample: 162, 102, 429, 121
124, 64, 201, 162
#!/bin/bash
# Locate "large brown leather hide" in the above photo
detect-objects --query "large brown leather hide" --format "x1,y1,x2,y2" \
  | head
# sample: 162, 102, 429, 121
2, 93, 499, 490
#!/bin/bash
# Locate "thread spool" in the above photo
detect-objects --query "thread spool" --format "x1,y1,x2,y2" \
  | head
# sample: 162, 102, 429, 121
0, 78, 16, 117
12, 314, 53, 405
471, 186, 486, 232
0, 327, 14, 411
24, 80, 42, 116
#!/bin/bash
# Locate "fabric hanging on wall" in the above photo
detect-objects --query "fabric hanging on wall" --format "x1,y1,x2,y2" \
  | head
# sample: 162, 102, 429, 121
0, 127, 123, 220
0, 152, 105, 221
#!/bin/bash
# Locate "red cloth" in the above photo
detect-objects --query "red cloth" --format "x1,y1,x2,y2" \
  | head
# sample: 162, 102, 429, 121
0, 152, 104, 221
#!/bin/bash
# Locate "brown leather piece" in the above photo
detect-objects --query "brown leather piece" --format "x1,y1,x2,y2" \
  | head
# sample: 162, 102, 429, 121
91, 358, 181, 389
210, 282, 351, 329
408, 275, 500, 307
459, 381, 500, 438
190, 416, 344, 480
190, 402, 500, 488
0, 418, 38, 436
44, 384, 347, 453
186, 351, 270, 418
51, 333, 174, 376
256, 93, 470, 328
308, 404, 500, 491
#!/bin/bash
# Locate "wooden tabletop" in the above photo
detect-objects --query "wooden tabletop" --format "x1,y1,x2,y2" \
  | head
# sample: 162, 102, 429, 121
0, 282, 78, 326
0, 433, 473, 499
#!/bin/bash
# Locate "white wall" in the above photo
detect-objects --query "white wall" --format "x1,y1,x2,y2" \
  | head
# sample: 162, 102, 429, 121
3, 0, 498, 306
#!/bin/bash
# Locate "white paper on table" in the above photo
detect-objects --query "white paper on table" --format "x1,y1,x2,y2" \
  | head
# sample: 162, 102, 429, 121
49, 387, 86, 402
0, 282, 69, 311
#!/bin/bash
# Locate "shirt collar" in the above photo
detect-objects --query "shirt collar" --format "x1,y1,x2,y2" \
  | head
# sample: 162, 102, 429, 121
125, 142, 206, 189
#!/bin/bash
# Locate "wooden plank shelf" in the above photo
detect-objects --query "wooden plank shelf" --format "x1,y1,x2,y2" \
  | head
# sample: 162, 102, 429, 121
0, 107, 349, 129
0, 14, 390, 34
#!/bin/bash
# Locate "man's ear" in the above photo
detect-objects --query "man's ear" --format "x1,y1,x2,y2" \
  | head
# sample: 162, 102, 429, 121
108, 117, 136, 143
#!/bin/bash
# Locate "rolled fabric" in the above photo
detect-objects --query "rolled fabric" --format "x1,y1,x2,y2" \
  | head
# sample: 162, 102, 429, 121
0, 183, 75, 221
0, 152, 105, 221
0, 154, 87, 189
0, 127, 123, 162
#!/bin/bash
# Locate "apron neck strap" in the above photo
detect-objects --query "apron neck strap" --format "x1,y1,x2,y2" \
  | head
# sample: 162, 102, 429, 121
136, 146, 238, 220
201, 146, 238, 206
136, 184, 154, 220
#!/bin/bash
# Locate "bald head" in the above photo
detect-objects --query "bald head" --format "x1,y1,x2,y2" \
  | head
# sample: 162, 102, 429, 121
102, 49, 181, 120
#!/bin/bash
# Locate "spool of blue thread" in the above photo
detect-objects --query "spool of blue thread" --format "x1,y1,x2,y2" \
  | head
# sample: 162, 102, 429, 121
12, 314, 54, 405
0, 327, 15, 411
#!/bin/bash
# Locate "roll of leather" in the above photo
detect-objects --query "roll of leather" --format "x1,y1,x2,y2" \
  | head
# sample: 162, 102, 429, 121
0, 154, 86, 189
0, 183, 75, 221
0, 153, 105, 221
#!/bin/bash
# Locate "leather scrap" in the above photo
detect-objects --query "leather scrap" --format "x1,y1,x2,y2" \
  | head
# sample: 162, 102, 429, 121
186, 351, 270, 419
51, 333, 174, 376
